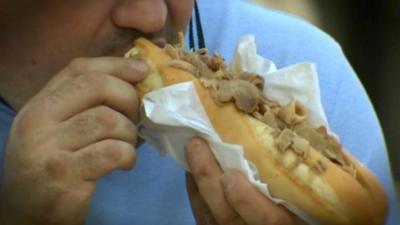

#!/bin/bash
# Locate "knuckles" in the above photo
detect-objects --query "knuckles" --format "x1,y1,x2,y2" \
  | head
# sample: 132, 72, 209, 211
73, 72, 109, 95
190, 162, 213, 183
45, 151, 71, 179
102, 142, 124, 164
93, 106, 119, 131
70, 106, 138, 144
67, 58, 112, 94
12, 102, 56, 148
69, 106, 118, 137
83, 140, 136, 172
68, 57, 91, 73
101, 140, 134, 167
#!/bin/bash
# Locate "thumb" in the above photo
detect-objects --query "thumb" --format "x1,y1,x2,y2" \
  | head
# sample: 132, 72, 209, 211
186, 173, 219, 225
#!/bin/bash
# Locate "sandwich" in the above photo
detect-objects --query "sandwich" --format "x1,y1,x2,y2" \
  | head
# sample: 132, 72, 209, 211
125, 34, 388, 225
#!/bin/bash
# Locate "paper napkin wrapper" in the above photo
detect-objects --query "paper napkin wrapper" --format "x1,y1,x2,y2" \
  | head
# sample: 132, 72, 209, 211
138, 35, 332, 225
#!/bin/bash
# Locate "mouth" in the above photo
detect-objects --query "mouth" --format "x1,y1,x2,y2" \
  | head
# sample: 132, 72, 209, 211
91, 25, 177, 57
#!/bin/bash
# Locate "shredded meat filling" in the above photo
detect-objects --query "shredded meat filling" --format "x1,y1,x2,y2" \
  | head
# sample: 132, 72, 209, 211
163, 42, 356, 178
185, 54, 215, 79
275, 129, 310, 158
235, 72, 264, 90
294, 124, 345, 166
201, 53, 226, 72
213, 79, 262, 113
253, 110, 279, 129
276, 129, 295, 152
278, 101, 307, 126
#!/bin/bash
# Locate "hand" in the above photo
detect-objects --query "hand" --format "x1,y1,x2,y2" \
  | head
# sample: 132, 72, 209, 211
185, 137, 306, 225
0, 57, 147, 225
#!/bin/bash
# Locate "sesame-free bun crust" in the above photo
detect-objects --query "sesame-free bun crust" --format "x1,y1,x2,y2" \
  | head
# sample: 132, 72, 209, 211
130, 38, 388, 225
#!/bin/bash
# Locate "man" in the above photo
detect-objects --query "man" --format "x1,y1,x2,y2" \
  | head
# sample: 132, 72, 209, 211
0, 0, 398, 224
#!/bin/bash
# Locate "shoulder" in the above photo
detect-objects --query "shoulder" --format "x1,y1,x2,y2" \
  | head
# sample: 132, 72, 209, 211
200, 0, 342, 67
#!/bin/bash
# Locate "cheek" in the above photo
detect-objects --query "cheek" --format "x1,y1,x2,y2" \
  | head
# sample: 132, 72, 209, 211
167, 0, 194, 30
2, 1, 115, 87
30, 2, 113, 65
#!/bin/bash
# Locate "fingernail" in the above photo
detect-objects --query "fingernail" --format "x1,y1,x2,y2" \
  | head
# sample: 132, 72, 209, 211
130, 59, 148, 74
222, 172, 236, 191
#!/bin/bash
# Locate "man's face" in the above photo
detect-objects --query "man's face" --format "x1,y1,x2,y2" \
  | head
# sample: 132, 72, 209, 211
0, 0, 194, 108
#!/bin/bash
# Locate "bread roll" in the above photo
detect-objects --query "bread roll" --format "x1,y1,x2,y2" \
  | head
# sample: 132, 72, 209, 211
125, 37, 388, 225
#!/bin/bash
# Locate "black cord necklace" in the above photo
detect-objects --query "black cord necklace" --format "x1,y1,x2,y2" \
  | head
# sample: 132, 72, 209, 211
189, 1, 206, 50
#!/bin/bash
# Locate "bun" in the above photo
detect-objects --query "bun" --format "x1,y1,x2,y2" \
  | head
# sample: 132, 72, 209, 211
125, 37, 388, 225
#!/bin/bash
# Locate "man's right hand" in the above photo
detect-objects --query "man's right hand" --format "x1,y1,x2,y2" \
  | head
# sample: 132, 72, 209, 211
0, 57, 148, 225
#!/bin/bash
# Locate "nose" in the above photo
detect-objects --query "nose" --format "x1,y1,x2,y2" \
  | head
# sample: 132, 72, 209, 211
111, 0, 168, 33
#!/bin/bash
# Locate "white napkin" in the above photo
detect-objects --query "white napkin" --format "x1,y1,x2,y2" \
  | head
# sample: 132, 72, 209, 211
138, 35, 329, 225
232, 35, 328, 129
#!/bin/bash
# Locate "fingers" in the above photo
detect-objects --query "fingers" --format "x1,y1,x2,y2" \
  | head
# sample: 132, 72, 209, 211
73, 139, 136, 181
48, 72, 140, 122
39, 57, 148, 122
186, 173, 219, 225
185, 138, 245, 225
43, 57, 148, 93
67, 57, 148, 82
221, 171, 299, 225
186, 137, 303, 225
58, 105, 137, 150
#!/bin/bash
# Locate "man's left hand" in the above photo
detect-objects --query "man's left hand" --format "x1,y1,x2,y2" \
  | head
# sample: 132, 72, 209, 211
185, 137, 305, 225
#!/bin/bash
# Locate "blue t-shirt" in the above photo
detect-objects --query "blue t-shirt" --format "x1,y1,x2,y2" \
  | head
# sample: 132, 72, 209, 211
0, 0, 398, 224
